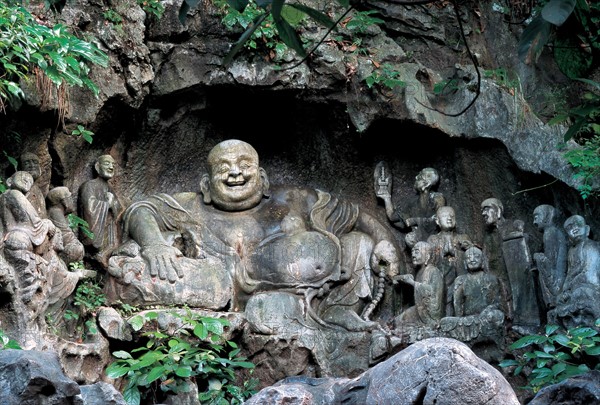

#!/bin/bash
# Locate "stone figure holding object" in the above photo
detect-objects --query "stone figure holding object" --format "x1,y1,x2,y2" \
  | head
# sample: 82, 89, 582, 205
393, 241, 444, 327
78, 154, 122, 266
374, 164, 445, 248
110, 139, 401, 332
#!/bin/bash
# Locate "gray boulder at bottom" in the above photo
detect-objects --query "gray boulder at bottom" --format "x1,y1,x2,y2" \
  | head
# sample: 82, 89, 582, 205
0, 349, 125, 405
245, 337, 519, 405
528, 370, 600, 405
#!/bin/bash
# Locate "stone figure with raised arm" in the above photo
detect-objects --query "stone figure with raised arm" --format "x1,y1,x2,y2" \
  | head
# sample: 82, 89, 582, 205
426, 206, 472, 316
78, 154, 122, 266
19, 152, 47, 218
393, 241, 444, 327
374, 164, 445, 248
550, 215, 600, 329
481, 198, 540, 332
47, 187, 85, 265
532, 204, 568, 311
111, 139, 401, 332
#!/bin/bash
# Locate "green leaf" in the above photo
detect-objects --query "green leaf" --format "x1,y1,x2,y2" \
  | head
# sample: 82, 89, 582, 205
510, 334, 545, 349
571, 327, 598, 339
541, 0, 576, 26
518, 15, 551, 65
287, 3, 335, 29
105, 364, 130, 378
584, 345, 600, 356
145, 365, 166, 384
222, 13, 269, 66
128, 315, 146, 332
112, 350, 134, 359
499, 359, 519, 368
274, 16, 305, 57
123, 385, 141, 405
175, 365, 193, 377
545, 324, 560, 335
553, 36, 593, 79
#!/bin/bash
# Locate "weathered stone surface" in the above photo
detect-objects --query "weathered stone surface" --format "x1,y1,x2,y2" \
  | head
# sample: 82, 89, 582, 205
0, 349, 80, 404
529, 370, 600, 405
78, 381, 126, 405
246, 337, 519, 404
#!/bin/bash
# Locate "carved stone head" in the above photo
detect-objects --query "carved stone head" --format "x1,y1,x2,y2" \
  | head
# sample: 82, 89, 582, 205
481, 198, 504, 227
465, 246, 484, 273
533, 204, 555, 231
95, 155, 116, 180
200, 139, 270, 211
6, 171, 34, 194
564, 215, 590, 246
47, 186, 74, 213
414, 167, 439, 193
435, 206, 456, 232
411, 241, 433, 267
20, 152, 41, 181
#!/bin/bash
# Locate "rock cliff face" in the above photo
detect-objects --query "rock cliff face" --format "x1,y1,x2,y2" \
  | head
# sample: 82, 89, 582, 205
0, 0, 598, 402
0, 0, 595, 235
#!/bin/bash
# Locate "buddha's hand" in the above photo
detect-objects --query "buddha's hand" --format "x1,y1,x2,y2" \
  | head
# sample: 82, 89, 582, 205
141, 244, 184, 283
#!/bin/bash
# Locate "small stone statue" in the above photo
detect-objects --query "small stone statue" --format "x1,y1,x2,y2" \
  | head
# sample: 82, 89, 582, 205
532, 204, 568, 311
393, 241, 444, 327
481, 198, 540, 332
453, 246, 504, 317
427, 206, 472, 316
374, 164, 446, 248
47, 187, 85, 264
78, 154, 122, 266
550, 215, 600, 329
19, 152, 47, 218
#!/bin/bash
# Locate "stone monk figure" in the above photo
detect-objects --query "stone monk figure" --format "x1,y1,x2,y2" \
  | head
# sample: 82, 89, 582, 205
109, 139, 400, 331
78, 154, 122, 266
19, 152, 47, 218
550, 215, 600, 329
532, 204, 567, 310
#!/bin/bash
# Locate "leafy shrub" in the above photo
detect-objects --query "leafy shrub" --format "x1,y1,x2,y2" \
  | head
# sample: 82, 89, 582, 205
106, 310, 257, 405
0, 329, 21, 350
499, 319, 600, 393
0, 2, 109, 110
365, 63, 406, 91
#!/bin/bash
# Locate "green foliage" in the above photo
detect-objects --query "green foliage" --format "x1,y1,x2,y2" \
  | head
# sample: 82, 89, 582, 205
67, 213, 94, 240
106, 310, 257, 405
0, 2, 109, 110
74, 279, 106, 314
103, 9, 124, 25
71, 124, 94, 144
0, 329, 21, 350
499, 319, 600, 393
137, 0, 165, 20
215, 0, 288, 60
203, 0, 339, 65
365, 63, 406, 90
433, 78, 461, 96
549, 79, 600, 199
518, 0, 598, 79
563, 135, 600, 199
483, 68, 520, 93
345, 10, 383, 34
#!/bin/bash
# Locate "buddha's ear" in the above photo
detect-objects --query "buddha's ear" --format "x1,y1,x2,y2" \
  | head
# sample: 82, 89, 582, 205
200, 174, 211, 204
5, 176, 13, 188
260, 167, 270, 198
